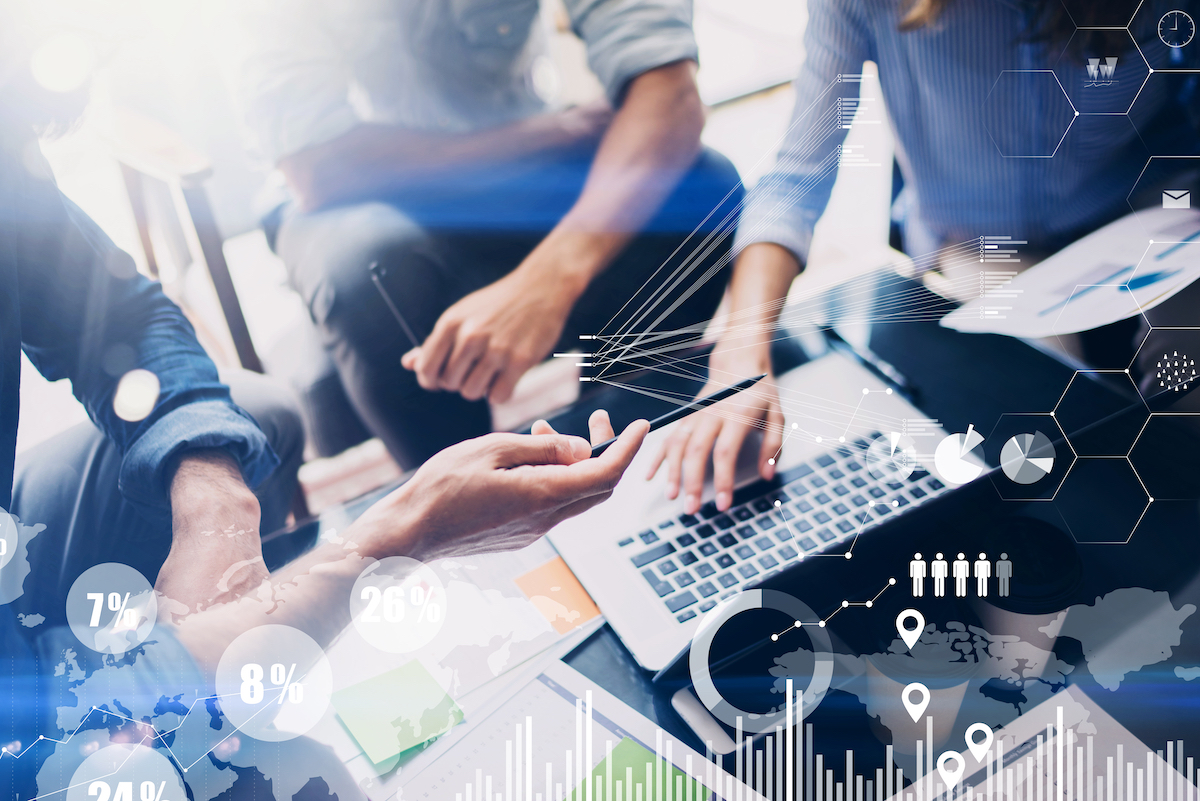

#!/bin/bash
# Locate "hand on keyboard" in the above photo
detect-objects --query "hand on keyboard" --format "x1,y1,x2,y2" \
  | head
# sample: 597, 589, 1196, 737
646, 358, 784, 515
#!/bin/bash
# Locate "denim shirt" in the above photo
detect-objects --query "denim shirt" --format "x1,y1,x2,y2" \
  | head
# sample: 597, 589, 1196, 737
0, 122, 279, 514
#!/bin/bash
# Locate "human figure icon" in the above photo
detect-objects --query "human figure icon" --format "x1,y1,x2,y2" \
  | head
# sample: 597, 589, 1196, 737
931, 552, 949, 597
997, 553, 1013, 597
910, 553, 927, 597
975, 553, 991, 597
953, 553, 970, 597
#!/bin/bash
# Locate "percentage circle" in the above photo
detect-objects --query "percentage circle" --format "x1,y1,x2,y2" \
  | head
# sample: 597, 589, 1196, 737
65, 563, 156, 655
64, 743, 184, 801
215, 624, 332, 741
0, 508, 16, 572
349, 556, 447, 653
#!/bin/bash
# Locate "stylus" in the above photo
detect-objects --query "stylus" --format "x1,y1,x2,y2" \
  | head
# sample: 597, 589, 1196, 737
590, 374, 768, 457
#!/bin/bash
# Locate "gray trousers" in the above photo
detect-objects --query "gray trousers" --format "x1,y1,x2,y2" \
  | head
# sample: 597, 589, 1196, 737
275, 147, 744, 469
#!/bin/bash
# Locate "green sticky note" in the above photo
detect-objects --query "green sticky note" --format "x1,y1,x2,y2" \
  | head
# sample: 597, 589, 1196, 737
569, 737, 709, 800
332, 661, 464, 765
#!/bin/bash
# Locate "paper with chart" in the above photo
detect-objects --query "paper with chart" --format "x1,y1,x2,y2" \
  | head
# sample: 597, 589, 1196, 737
393, 660, 762, 801
307, 539, 603, 767
942, 208, 1200, 338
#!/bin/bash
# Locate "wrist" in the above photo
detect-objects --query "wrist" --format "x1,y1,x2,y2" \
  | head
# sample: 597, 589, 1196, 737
168, 450, 260, 536
710, 338, 773, 376
515, 230, 600, 303
347, 480, 429, 563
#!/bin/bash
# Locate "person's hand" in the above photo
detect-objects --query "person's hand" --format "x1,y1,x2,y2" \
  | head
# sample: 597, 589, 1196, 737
552, 100, 613, 146
156, 450, 267, 614
401, 265, 580, 404
351, 410, 649, 561
646, 354, 783, 515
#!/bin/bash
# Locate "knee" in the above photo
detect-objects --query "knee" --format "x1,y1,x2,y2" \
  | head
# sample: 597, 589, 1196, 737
279, 203, 439, 335
693, 147, 744, 199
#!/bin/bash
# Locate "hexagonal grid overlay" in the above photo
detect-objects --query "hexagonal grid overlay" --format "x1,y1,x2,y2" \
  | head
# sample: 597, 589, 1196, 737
982, 70, 1077, 158
1054, 29, 1150, 116
1130, 3, 1200, 72
1125, 156, 1200, 238
1048, 369, 1153, 544
1131, 327, 1200, 502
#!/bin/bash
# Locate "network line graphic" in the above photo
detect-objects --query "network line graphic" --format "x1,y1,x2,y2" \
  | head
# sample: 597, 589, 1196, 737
0, 683, 302, 800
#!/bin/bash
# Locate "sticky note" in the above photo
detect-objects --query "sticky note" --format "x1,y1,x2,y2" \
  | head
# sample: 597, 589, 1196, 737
332, 661, 463, 765
514, 556, 601, 634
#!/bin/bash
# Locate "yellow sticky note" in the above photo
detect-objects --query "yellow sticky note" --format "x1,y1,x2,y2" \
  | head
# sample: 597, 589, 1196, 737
514, 556, 601, 635
332, 661, 463, 765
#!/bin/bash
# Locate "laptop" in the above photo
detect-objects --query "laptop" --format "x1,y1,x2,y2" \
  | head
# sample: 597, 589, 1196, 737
549, 344, 976, 672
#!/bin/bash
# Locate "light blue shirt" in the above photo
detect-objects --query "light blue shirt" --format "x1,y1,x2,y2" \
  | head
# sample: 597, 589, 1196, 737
231, 0, 699, 165
735, 0, 1200, 263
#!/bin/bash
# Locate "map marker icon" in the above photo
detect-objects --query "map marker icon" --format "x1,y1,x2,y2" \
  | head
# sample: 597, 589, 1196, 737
937, 751, 965, 791
902, 682, 930, 722
965, 722, 994, 762
896, 609, 925, 651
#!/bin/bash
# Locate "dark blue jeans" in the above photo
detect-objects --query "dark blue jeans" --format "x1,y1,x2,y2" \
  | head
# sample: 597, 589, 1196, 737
276, 147, 744, 469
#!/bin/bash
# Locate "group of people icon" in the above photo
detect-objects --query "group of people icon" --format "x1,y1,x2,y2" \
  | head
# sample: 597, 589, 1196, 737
909, 553, 1013, 598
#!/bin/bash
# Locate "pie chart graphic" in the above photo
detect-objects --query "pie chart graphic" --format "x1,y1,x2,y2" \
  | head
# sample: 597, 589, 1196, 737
865, 432, 919, 480
1000, 431, 1056, 485
933, 424, 986, 486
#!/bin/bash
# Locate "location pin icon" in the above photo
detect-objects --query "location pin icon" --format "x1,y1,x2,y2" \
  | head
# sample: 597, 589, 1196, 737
896, 609, 925, 651
965, 722, 994, 762
936, 751, 966, 791
901, 682, 930, 723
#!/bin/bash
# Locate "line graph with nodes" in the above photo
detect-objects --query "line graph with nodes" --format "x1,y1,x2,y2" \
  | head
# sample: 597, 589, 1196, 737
1, 682, 303, 800
766, 579, 897, 638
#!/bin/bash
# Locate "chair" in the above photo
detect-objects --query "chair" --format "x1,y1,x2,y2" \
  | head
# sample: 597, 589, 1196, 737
106, 108, 373, 465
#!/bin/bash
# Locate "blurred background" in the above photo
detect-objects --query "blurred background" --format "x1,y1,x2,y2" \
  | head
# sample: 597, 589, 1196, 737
11, 0, 894, 514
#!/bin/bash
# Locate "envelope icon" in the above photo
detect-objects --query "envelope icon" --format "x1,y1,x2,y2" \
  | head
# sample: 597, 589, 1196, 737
1164, 189, 1191, 209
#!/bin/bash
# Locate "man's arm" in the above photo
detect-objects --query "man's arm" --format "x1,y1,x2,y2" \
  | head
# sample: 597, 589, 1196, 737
8, 130, 279, 612
174, 411, 649, 668
648, 0, 874, 512
403, 60, 706, 404
278, 103, 612, 213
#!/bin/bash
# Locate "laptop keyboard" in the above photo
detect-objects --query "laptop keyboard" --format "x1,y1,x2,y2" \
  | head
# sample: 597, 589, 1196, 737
621, 433, 949, 624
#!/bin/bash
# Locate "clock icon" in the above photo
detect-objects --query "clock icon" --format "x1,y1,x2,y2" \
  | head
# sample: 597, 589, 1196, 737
1160, 10, 1195, 48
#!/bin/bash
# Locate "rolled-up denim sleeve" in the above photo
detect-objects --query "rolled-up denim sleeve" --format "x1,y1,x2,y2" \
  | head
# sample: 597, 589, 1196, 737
564, 0, 699, 105
12, 137, 278, 511
732, 0, 872, 266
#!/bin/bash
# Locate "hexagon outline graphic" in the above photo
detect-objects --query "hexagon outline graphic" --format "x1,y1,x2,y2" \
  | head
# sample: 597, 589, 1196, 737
1126, 155, 1200, 223
1056, 27, 1151, 116
1131, 325, 1200, 406
1053, 454, 1152, 545
1129, 3, 1200, 75
1053, 368, 1149, 415
1053, 369, 1150, 458
982, 70, 1078, 159
1129, 411, 1200, 501
1057, 0, 1141, 30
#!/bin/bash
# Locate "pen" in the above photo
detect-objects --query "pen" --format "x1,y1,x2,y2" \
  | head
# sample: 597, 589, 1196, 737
590, 374, 768, 457
368, 261, 423, 350
822, 328, 917, 401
